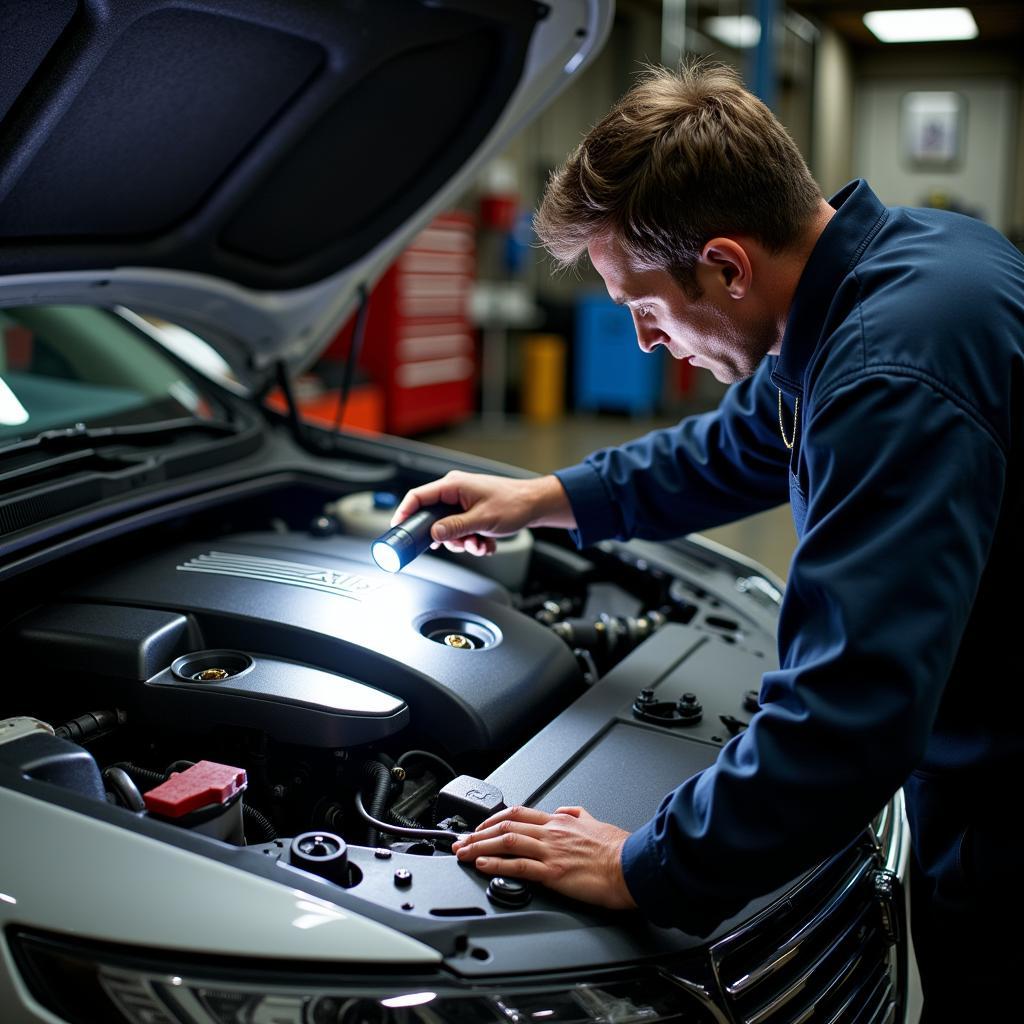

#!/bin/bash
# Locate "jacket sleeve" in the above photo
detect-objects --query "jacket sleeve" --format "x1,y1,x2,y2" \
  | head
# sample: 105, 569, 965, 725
620, 372, 1006, 930
554, 360, 792, 547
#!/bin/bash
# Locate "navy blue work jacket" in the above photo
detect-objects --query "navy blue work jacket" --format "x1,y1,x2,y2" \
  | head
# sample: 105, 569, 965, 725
555, 181, 1024, 933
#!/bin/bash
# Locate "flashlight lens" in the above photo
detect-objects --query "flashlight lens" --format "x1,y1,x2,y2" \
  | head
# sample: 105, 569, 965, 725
371, 540, 403, 573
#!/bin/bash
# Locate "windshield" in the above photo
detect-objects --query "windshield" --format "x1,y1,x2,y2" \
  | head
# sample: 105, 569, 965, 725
0, 305, 226, 444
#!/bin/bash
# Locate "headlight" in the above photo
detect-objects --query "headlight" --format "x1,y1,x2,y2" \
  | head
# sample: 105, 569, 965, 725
12, 930, 720, 1024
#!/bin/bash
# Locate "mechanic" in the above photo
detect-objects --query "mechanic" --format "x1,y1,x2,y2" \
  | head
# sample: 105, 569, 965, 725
393, 63, 1024, 1016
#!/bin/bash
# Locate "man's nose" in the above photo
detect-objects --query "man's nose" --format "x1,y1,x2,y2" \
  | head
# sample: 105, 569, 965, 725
634, 319, 665, 354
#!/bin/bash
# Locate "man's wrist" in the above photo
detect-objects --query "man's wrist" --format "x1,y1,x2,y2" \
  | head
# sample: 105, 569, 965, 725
528, 474, 577, 530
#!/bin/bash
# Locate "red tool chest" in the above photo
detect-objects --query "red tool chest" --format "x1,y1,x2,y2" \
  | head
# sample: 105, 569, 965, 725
326, 212, 477, 435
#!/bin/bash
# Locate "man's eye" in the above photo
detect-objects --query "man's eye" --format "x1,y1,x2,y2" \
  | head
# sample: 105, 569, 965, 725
635, 304, 651, 317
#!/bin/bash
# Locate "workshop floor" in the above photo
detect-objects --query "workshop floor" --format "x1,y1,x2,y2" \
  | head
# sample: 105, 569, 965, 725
422, 412, 798, 582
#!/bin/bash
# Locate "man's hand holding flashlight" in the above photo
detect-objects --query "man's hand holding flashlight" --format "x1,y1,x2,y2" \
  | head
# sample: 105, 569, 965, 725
391, 471, 577, 556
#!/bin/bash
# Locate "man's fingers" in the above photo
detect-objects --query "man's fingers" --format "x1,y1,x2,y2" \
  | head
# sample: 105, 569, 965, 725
391, 485, 430, 526
455, 831, 549, 863
431, 513, 470, 542
464, 535, 497, 557
453, 820, 550, 853
469, 856, 554, 885
391, 474, 465, 526
553, 806, 585, 819
474, 805, 552, 832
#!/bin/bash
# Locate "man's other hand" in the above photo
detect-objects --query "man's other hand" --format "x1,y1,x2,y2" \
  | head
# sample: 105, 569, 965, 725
452, 804, 637, 910
390, 471, 576, 556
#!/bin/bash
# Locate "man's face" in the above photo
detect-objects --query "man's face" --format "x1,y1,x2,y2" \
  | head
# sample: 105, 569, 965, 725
587, 233, 778, 383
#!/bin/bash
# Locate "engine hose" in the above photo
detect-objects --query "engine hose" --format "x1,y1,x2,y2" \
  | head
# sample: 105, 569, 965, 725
117, 762, 165, 790
115, 762, 276, 841
549, 610, 666, 657
241, 803, 277, 843
395, 749, 457, 781
54, 709, 126, 744
102, 766, 145, 812
361, 760, 393, 847
389, 807, 426, 831
354, 792, 460, 845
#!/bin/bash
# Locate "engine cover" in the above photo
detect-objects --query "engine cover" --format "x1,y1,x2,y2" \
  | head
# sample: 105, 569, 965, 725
24, 533, 581, 753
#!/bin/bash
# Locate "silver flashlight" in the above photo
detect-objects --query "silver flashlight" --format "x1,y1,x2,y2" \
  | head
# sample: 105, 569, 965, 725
370, 503, 461, 573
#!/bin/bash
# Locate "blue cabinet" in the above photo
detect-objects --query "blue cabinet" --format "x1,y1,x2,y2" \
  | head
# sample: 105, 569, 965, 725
574, 293, 664, 415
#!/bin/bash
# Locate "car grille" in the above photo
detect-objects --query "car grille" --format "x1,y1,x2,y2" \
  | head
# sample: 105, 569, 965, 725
711, 837, 899, 1024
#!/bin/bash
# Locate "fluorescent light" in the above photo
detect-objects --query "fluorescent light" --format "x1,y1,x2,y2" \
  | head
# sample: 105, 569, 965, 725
704, 15, 761, 49
863, 8, 978, 43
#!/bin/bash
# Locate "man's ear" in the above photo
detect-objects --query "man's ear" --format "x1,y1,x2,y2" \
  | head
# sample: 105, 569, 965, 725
700, 238, 751, 298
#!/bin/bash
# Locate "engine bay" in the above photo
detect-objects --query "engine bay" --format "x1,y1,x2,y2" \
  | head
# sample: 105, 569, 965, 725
0, 481, 781, 935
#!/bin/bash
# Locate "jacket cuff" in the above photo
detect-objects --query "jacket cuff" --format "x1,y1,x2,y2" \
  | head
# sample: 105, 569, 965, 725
553, 463, 622, 548
621, 821, 675, 926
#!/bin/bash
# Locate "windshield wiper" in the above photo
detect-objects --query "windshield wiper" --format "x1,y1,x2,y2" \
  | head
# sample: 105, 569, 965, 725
0, 418, 239, 461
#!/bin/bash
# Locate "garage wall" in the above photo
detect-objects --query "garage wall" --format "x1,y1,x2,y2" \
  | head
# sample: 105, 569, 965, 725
812, 27, 855, 195
853, 74, 1019, 231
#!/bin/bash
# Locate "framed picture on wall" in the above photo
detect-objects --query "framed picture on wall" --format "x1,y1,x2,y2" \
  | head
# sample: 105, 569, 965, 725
902, 91, 964, 168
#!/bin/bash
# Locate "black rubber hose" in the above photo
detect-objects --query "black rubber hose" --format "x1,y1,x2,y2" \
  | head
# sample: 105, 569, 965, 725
395, 749, 457, 781
361, 760, 393, 848
54, 709, 126, 743
117, 762, 165, 789
241, 803, 277, 843
360, 760, 427, 833
390, 807, 426, 831
353, 793, 459, 844
102, 766, 145, 812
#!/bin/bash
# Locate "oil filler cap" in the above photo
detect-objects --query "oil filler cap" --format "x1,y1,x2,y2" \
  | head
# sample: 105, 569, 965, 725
486, 876, 531, 908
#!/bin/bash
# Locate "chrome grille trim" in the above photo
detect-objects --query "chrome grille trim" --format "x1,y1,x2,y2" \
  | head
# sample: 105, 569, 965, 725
711, 798, 908, 1024
825, 964, 889, 1024
855, 972, 895, 1024
743, 902, 873, 1024
870, 801, 892, 855
724, 856, 874, 996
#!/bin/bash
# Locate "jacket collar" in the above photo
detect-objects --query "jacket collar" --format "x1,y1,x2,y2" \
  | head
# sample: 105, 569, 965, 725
771, 179, 889, 395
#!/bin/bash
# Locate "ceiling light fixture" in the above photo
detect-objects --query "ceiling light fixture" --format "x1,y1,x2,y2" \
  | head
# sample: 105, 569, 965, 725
863, 8, 978, 43
704, 15, 761, 49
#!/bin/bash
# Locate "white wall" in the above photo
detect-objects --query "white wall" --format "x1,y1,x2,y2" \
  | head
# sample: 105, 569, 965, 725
853, 75, 1018, 231
812, 27, 855, 195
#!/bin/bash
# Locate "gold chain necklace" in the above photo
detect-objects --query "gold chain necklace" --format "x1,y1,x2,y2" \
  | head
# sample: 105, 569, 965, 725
777, 389, 799, 450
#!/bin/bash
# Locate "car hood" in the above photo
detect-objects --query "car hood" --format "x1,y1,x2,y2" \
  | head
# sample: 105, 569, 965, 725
0, 0, 611, 388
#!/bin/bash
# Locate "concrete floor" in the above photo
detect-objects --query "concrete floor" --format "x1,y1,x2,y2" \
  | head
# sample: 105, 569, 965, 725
422, 411, 798, 581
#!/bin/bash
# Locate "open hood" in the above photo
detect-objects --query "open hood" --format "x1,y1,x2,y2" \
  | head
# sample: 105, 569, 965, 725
0, 0, 611, 387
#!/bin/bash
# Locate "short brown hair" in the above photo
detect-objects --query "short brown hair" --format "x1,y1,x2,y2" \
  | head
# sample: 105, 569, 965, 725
534, 61, 822, 295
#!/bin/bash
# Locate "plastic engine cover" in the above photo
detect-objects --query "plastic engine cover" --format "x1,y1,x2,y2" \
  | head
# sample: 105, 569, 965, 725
58, 533, 581, 753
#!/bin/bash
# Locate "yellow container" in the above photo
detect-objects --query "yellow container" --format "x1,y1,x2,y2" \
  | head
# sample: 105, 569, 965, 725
522, 333, 565, 423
